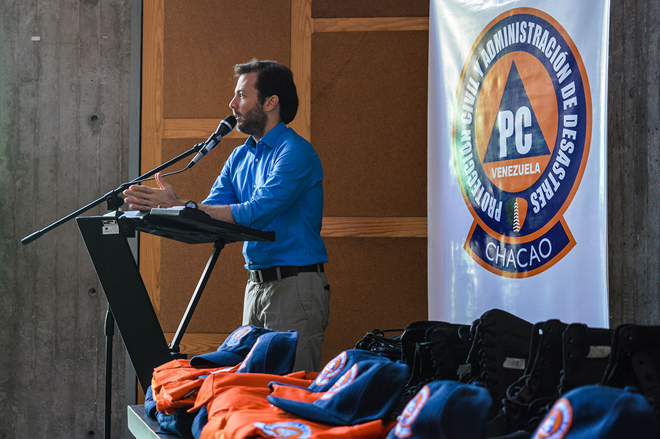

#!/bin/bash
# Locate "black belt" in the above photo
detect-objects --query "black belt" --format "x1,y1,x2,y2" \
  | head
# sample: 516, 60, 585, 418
248, 263, 324, 283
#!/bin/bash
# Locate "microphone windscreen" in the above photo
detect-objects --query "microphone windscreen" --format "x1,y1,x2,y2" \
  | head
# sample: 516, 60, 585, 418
218, 115, 237, 135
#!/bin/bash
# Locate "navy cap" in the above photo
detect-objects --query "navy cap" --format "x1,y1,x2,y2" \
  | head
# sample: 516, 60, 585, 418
268, 360, 409, 426
531, 385, 659, 439
190, 325, 274, 367
236, 330, 299, 375
387, 380, 492, 439
270, 349, 391, 393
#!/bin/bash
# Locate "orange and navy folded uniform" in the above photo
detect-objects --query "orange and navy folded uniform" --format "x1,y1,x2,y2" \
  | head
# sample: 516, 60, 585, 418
151, 359, 236, 415
197, 353, 409, 438
149, 328, 302, 438
219, 358, 409, 438
189, 371, 317, 439
186, 349, 392, 438
152, 329, 299, 415
222, 407, 396, 439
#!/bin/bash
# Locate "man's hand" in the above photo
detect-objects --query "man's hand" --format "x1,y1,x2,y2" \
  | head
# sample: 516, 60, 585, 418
123, 173, 183, 211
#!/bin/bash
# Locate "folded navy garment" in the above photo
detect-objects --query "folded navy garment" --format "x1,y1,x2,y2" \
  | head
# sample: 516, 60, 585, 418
191, 405, 207, 439
145, 382, 198, 438
144, 386, 158, 419
155, 409, 196, 438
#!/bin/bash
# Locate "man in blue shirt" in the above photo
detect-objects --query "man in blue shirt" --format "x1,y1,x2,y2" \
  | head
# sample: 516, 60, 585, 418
123, 59, 330, 372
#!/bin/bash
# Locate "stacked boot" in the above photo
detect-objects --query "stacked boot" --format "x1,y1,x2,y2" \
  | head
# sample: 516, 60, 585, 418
458, 309, 534, 417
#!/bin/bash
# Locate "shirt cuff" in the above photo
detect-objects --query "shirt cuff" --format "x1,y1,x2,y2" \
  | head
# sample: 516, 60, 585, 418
229, 203, 249, 227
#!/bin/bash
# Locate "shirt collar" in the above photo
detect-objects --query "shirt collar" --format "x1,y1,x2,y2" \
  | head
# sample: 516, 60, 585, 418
246, 122, 286, 150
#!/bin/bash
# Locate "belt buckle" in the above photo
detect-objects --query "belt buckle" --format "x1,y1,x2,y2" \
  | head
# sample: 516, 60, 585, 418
250, 269, 264, 283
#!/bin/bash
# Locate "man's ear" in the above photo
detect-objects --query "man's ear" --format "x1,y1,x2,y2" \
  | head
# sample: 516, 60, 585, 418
263, 95, 279, 113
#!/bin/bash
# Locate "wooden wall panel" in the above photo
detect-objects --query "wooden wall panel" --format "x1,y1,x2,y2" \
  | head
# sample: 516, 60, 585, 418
159, 239, 247, 332
290, 0, 313, 139
312, 0, 429, 18
311, 31, 429, 217
322, 238, 428, 363
141, 0, 165, 313
163, 0, 292, 118
314, 17, 429, 33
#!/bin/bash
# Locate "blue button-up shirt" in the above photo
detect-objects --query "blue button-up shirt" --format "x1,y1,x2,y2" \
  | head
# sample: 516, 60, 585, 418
203, 122, 328, 269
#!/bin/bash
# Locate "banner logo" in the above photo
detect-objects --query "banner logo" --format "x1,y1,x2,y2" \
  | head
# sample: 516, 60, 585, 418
453, 8, 592, 278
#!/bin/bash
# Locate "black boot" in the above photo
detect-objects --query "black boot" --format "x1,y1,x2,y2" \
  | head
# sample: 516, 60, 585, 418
406, 322, 471, 390
486, 319, 568, 437
399, 320, 446, 367
354, 327, 404, 361
601, 324, 660, 420
458, 309, 534, 417
557, 323, 613, 395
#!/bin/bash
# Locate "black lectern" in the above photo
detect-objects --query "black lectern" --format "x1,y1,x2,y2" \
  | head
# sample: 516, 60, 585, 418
76, 207, 274, 392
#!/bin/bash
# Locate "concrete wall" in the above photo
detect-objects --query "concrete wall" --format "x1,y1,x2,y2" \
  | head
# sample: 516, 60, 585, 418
0, 0, 132, 437
0, 0, 658, 438
608, 0, 660, 327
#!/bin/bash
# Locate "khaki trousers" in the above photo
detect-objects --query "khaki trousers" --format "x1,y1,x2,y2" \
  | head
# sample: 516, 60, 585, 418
243, 271, 330, 372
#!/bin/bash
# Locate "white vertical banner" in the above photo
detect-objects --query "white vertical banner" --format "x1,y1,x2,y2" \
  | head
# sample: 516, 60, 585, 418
428, 0, 610, 326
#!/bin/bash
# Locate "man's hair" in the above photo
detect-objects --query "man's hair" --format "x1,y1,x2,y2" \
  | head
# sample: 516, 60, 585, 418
234, 59, 299, 125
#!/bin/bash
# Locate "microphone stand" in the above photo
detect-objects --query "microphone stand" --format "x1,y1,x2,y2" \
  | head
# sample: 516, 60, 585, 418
21, 141, 204, 439
22, 142, 203, 245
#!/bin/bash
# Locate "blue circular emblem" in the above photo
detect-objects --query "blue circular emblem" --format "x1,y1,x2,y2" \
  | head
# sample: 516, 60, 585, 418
453, 8, 592, 277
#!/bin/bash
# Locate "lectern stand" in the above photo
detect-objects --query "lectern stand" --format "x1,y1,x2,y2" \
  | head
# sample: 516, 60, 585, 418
76, 206, 274, 392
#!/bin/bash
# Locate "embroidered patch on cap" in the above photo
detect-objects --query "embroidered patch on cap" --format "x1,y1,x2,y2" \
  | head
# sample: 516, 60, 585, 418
393, 385, 431, 437
226, 326, 253, 347
533, 397, 573, 439
320, 363, 358, 401
254, 421, 311, 438
314, 351, 348, 387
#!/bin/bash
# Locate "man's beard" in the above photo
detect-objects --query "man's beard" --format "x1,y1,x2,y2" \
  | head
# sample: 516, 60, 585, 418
236, 103, 268, 139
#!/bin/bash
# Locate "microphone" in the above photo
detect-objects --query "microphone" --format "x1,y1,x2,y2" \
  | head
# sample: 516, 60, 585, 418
187, 115, 237, 168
